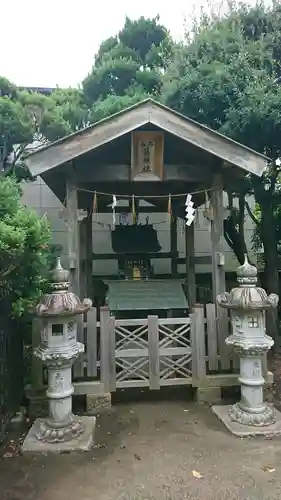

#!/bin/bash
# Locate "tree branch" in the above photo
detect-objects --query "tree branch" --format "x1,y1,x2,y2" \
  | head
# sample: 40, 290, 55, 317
238, 193, 245, 235
223, 228, 234, 250
227, 190, 233, 210
245, 199, 260, 226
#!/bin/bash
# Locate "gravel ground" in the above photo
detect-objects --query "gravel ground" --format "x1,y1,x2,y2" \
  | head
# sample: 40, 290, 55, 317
1, 398, 281, 500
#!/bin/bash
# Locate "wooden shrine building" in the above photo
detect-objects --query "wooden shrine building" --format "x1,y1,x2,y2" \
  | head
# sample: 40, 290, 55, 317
26, 99, 271, 404
26, 98, 267, 303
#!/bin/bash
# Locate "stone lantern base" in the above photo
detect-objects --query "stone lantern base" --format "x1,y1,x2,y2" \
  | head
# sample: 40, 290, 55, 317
212, 405, 281, 438
21, 416, 96, 454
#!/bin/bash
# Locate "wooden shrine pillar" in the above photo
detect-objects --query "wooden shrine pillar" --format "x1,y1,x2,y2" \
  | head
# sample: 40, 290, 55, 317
66, 168, 80, 295
71, 207, 93, 299
79, 218, 87, 298
210, 173, 231, 370
85, 211, 93, 298
210, 173, 226, 303
170, 216, 178, 277
185, 222, 196, 307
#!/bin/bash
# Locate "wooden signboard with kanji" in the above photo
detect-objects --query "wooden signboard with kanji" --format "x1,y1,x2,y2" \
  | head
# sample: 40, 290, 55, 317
131, 131, 164, 180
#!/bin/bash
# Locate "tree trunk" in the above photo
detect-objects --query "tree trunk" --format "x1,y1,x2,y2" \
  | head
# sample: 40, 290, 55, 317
224, 216, 249, 264
258, 198, 279, 347
223, 192, 250, 265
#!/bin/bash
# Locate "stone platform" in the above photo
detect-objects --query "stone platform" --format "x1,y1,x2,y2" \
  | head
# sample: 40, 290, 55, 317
212, 405, 281, 437
21, 416, 96, 454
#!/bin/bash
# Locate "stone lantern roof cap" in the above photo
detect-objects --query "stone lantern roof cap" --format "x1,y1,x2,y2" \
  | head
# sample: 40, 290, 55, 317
236, 254, 257, 285
51, 256, 70, 284
35, 258, 92, 317
216, 255, 279, 310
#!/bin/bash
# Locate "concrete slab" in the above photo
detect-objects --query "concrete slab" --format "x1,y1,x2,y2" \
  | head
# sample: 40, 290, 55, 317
212, 404, 281, 437
21, 416, 96, 454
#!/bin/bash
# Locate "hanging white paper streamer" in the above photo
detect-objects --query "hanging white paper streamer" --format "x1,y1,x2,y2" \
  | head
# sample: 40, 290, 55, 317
185, 194, 195, 226
111, 195, 117, 227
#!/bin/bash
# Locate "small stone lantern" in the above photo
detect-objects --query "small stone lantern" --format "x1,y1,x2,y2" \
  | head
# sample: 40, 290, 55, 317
216, 255, 278, 428
33, 258, 92, 443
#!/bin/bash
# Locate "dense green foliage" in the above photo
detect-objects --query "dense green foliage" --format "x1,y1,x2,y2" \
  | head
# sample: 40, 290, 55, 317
161, 1, 281, 339
163, 3, 281, 157
0, 176, 51, 317
0, 78, 89, 179
83, 16, 173, 121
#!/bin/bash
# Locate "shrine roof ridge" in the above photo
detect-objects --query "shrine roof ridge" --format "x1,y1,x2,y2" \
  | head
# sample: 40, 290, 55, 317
25, 98, 270, 177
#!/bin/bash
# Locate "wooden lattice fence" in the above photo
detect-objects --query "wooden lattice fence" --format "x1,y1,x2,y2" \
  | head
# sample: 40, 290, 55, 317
99, 309, 192, 391
31, 304, 261, 394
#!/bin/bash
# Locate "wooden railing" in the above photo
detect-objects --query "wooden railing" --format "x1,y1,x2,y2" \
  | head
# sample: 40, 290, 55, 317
30, 304, 243, 392
99, 309, 192, 391
191, 304, 239, 384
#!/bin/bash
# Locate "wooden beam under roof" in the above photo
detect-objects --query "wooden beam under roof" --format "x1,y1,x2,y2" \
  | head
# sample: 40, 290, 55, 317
72, 163, 214, 183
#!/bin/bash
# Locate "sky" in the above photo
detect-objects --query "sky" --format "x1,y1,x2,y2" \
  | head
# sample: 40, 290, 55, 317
0, 0, 273, 88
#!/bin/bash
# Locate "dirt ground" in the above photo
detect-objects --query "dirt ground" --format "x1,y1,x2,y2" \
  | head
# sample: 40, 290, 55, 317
2, 360, 281, 500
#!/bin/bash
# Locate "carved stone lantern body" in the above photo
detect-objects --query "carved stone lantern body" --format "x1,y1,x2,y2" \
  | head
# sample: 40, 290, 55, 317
34, 258, 92, 443
217, 255, 278, 426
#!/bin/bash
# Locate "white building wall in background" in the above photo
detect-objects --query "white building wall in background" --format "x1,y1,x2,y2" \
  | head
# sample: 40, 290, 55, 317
21, 178, 257, 275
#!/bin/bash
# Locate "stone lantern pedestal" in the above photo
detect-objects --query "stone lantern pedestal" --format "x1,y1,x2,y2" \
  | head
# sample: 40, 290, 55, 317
22, 258, 96, 453
212, 255, 281, 437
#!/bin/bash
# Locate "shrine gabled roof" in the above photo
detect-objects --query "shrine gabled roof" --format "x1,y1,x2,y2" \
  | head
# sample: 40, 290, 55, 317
25, 98, 269, 177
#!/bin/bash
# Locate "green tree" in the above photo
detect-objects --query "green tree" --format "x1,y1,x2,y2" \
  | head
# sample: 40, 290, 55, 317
0, 78, 88, 178
90, 91, 150, 122
83, 16, 173, 121
0, 176, 51, 317
163, 0, 281, 340
0, 78, 34, 177
48, 87, 89, 132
